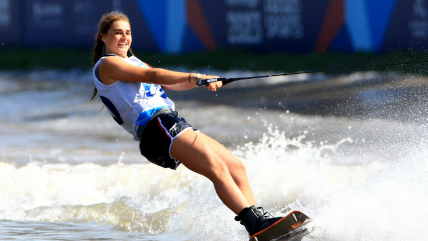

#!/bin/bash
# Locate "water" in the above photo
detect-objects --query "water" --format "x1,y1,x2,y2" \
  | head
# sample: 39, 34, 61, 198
0, 69, 427, 240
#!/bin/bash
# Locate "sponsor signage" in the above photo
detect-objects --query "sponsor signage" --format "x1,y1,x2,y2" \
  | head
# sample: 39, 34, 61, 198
3, 0, 428, 53
21, 0, 113, 47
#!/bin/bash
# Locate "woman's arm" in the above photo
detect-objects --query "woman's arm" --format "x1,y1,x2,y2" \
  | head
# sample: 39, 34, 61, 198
99, 56, 191, 85
162, 73, 222, 91
161, 80, 196, 91
99, 56, 221, 91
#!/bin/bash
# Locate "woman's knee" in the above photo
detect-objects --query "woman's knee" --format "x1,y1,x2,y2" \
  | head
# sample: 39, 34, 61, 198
227, 157, 247, 175
205, 157, 231, 181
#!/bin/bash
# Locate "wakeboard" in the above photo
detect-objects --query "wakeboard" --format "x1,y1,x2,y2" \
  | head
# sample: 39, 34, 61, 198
249, 210, 313, 241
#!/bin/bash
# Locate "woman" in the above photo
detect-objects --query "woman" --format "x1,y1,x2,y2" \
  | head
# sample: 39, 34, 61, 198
91, 11, 282, 237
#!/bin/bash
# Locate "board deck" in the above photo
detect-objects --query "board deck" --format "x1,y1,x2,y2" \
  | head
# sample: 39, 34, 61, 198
249, 210, 313, 241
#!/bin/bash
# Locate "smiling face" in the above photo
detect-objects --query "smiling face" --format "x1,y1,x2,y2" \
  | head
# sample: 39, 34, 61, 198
101, 20, 132, 58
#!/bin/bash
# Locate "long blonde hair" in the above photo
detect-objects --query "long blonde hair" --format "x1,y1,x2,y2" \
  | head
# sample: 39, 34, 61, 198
90, 11, 134, 102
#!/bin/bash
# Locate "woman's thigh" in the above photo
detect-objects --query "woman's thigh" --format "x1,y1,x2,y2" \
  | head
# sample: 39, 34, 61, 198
170, 129, 221, 177
194, 132, 246, 171
171, 130, 245, 178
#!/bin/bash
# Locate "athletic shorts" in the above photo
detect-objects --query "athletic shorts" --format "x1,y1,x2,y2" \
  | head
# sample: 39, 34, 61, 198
138, 111, 197, 170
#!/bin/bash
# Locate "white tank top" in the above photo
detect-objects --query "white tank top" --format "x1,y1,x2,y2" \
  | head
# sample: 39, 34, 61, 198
93, 55, 175, 140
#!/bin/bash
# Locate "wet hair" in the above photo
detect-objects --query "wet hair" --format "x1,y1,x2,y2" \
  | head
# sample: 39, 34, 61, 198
90, 11, 134, 102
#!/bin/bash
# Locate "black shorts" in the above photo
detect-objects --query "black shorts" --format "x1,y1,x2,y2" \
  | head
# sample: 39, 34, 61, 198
138, 111, 196, 170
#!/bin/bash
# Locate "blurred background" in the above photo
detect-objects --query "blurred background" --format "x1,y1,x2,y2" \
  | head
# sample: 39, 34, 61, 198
1, 0, 428, 69
1, 1, 428, 240
2, 0, 428, 52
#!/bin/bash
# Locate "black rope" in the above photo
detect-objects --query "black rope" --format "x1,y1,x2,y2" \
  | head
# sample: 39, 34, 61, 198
196, 59, 428, 86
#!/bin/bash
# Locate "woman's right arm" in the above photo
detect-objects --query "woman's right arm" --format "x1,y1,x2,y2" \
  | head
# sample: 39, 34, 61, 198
98, 56, 192, 86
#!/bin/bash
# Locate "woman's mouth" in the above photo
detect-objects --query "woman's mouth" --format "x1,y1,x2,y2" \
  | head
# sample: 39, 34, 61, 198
118, 43, 128, 48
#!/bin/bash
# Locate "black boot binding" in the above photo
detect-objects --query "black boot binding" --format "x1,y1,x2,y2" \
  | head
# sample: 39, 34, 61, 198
235, 205, 283, 236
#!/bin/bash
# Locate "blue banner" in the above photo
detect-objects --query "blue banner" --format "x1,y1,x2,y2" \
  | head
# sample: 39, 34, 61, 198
20, 0, 113, 47
3, 0, 428, 53
0, 0, 21, 46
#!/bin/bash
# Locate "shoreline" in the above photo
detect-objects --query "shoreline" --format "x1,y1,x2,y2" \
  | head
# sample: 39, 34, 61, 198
1, 47, 427, 75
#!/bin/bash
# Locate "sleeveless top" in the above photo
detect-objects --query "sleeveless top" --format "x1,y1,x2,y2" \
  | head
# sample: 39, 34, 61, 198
93, 55, 175, 140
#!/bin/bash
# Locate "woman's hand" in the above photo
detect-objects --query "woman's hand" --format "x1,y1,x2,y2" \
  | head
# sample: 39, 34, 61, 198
206, 80, 222, 91
197, 74, 222, 91
161, 73, 221, 91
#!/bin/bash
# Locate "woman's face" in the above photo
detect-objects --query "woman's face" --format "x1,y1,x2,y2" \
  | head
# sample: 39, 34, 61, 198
102, 20, 132, 58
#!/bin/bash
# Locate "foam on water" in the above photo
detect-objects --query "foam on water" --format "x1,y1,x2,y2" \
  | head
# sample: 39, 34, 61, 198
237, 128, 428, 241
234, 127, 385, 210
310, 147, 428, 240
2, 126, 424, 240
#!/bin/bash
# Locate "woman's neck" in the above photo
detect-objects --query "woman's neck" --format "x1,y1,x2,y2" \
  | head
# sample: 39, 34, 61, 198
105, 51, 127, 58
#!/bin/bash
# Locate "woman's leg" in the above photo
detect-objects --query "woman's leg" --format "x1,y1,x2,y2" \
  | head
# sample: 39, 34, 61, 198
194, 132, 257, 206
170, 129, 254, 214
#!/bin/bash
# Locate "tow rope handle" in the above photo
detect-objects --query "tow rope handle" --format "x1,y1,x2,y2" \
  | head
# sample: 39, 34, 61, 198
196, 78, 235, 87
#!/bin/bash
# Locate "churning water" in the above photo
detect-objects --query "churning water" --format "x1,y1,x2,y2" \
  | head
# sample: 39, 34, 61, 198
0, 68, 427, 240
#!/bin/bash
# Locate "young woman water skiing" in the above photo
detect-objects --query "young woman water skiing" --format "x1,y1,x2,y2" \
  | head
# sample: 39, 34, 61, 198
90, 11, 282, 237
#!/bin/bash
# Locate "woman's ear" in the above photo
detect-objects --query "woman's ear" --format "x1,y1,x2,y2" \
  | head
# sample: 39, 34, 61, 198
101, 33, 106, 43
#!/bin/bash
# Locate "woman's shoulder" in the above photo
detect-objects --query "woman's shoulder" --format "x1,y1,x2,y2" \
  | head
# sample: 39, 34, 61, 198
98, 55, 148, 69
96, 55, 124, 70
129, 56, 150, 69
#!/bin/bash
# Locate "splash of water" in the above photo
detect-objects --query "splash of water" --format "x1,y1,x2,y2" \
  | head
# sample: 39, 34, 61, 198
1, 127, 426, 240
